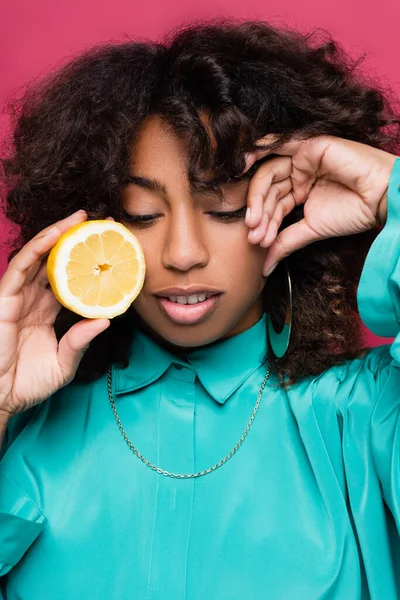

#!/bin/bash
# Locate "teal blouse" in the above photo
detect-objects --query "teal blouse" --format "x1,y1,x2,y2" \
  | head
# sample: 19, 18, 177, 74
1, 159, 400, 600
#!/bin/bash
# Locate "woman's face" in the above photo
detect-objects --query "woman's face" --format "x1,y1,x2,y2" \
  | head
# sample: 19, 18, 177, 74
120, 115, 267, 349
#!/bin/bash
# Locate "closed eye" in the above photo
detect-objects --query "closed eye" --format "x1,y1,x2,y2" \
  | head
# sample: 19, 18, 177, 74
120, 206, 247, 226
207, 206, 247, 221
120, 212, 162, 227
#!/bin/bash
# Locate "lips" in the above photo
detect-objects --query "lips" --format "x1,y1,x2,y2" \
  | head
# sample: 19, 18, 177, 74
155, 292, 223, 324
154, 286, 222, 297
165, 293, 215, 305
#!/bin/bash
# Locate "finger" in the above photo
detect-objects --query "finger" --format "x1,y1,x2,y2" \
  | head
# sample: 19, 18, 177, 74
262, 219, 319, 277
0, 210, 87, 297
263, 137, 331, 203
247, 178, 293, 244
57, 318, 110, 381
25, 255, 47, 284
260, 191, 296, 248
26, 245, 55, 284
245, 157, 292, 228
248, 206, 270, 244
242, 134, 280, 174
257, 138, 305, 158
33, 286, 63, 323
243, 136, 307, 176
33, 261, 50, 288
32, 216, 114, 286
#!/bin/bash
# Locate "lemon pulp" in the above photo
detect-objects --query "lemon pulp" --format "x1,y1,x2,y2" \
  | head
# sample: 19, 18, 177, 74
47, 220, 146, 319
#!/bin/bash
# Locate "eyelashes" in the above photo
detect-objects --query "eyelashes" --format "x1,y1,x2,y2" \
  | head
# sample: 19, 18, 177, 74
209, 206, 247, 221
121, 206, 247, 227
122, 213, 159, 224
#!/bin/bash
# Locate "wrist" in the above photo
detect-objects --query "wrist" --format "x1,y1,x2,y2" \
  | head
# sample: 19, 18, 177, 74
0, 408, 12, 428
376, 154, 399, 227
377, 190, 388, 227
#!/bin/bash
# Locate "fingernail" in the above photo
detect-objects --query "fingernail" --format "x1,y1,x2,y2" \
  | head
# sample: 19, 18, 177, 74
264, 263, 278, 277
245, 207, 251, 222
70, 209, 86, 218
241, 153, 253, 175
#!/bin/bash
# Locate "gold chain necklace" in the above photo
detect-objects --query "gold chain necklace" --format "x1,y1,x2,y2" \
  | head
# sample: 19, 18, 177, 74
107, 362, 272, 479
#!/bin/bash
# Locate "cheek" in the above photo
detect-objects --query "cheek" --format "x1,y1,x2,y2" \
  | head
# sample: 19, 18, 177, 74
129, 223, 266, 284
129, 231, 161, 283
214, 228, 267, 277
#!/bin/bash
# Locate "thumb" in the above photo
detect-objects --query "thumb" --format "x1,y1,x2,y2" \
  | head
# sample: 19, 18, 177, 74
57, 318, 110, 380
262, 219, 318, 277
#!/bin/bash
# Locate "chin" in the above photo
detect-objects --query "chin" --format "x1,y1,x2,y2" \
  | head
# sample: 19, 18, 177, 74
157, 326, 226, 348
137, 317, 230, 350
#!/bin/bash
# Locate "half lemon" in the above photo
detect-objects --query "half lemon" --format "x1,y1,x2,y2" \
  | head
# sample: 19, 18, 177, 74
47, 220, 145, 319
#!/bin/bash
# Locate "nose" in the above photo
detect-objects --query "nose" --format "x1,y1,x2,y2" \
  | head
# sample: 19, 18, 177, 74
162, 207, 209, 272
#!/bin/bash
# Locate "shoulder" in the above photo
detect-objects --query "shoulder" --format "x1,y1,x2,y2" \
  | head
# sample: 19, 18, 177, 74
283, 343, 396, 418
336, 343, 394, 389
1, 375, 103, 459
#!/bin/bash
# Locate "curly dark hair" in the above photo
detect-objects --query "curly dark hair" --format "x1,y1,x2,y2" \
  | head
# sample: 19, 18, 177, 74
2, 18, 399, 387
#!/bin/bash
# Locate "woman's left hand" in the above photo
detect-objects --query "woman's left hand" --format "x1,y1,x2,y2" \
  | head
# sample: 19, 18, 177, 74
244, 135, 398, 276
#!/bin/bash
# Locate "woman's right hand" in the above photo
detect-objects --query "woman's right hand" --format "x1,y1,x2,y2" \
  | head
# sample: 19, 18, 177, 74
0, 210, 110, 420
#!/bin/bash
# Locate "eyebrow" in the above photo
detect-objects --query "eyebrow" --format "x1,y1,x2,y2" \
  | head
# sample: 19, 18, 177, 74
123, 174, 223, 200
122, 171, 252, 202
123, 176, 168, 197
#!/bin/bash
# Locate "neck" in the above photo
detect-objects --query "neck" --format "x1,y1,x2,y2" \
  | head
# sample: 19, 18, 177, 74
134, 311, 266, 358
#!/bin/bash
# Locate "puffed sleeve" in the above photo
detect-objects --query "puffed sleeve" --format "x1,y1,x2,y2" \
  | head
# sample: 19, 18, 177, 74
0, 408, 47, 576
0, 469, 47, 576
356, 156, 400, 521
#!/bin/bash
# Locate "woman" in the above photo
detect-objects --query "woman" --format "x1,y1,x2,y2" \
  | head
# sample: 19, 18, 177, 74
0, 19, 399, 600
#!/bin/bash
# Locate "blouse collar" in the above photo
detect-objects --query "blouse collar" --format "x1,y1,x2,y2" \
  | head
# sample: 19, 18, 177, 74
113, 313, 269, 404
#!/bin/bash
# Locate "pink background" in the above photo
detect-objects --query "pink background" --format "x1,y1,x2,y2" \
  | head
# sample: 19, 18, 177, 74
1, 0, 399, 346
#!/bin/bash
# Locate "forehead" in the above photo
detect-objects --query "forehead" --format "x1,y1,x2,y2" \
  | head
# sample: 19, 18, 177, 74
126, 113, 248, 200
131, 116, 186, 164
129, 113, 215, 175
129, 117, 188, 194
